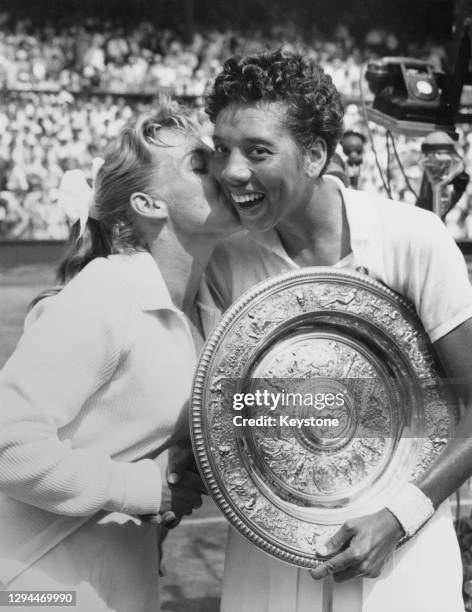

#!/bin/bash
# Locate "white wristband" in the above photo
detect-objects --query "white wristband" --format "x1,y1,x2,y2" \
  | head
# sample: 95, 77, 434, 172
385, 483, 434, 537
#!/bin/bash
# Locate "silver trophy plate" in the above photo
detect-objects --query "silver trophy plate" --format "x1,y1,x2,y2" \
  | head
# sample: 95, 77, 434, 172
191, 268, 457, 568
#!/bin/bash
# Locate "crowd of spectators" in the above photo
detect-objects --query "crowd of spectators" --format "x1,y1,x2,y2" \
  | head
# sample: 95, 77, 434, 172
0, 92, 143, 239
1, 11, 472, 241
0, 11, 447, 97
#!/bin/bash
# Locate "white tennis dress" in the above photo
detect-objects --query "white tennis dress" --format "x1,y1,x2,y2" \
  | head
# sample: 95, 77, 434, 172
206, 179, 471, 612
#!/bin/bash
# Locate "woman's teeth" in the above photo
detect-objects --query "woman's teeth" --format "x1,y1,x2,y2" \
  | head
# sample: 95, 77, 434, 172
231, 193, 265, 209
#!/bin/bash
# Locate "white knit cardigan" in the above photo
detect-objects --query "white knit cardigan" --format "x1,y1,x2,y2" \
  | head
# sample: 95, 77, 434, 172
0, 252, 197, 584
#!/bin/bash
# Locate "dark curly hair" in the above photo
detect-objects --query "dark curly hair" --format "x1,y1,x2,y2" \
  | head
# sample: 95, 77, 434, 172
206, 48, 344, 169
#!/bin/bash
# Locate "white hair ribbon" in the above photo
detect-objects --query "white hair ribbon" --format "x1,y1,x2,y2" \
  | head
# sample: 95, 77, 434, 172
58, 157, 105, 238
91, 156, 105, 181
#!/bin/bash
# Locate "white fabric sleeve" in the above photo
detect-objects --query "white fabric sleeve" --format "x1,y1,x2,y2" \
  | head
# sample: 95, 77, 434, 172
205, 242, 237, 311
197, 274, 226, 339
406, 213, 472, 343
206, 232, 268, 310
0, 260, 162, 517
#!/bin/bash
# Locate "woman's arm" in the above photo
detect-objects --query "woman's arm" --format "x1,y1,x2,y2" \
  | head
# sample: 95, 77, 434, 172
418, 318, 472, 504
311, 215, 472, 582
0, 260, 162, 517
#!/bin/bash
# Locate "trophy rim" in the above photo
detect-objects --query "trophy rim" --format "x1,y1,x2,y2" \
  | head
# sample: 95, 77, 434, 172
191, 267, 455, 568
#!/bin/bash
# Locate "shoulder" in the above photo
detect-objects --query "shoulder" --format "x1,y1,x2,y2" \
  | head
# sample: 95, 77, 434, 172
29, 257, 136, 332
347, 187, 436, 225
346, 188, 451, 249
60, 258, 129, 310
377, 195, 443, 233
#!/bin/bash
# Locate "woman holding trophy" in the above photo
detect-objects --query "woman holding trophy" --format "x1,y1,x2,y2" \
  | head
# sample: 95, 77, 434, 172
202, 48, 472, 611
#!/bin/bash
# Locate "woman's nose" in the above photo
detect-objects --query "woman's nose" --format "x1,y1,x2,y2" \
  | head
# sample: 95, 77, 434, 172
220, 150, 251, 186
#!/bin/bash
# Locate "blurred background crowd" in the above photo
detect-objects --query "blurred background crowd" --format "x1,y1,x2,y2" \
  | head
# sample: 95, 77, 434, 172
1, 0, 472, 241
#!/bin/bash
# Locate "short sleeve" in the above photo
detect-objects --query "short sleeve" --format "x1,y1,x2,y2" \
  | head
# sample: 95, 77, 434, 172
406, 213, 472, 343
205, 242, 237, 311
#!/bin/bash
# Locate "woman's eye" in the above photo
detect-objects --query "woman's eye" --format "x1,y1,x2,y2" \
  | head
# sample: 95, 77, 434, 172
190, 150, 208, 173
249, 146, 271, 159
213, 144, 228, 156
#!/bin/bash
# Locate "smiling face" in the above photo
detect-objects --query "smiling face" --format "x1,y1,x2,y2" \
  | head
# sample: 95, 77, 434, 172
152, 127, 240, 236
211, 102, 322, 232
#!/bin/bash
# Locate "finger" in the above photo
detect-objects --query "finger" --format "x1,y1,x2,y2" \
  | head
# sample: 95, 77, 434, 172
309, 549, 354, 580
333, 566, 363, 582
161, 510, 177, 524
334, 558, 380, 582
319, 522, 356, 557
161, 511, 181, 528
163, 517, 181, 529
167, 445, 194, 484
142, 513, 163, 525
179, 470, 207, 494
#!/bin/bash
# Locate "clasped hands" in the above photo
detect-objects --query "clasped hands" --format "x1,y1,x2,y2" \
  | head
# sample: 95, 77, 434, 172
309, 508, 404, 582
143, 440, 206, 528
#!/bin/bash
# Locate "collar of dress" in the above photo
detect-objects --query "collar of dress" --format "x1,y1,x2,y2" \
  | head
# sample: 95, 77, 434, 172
107, 251, 180, 313
246, 176, 373, 268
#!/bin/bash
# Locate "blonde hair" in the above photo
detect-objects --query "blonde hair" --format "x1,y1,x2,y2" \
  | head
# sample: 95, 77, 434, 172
31, 98, 197, 308
60, 99, 197, 281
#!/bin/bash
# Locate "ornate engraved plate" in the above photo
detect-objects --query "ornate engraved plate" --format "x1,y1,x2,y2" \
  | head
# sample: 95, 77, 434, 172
191, 268, 458, 568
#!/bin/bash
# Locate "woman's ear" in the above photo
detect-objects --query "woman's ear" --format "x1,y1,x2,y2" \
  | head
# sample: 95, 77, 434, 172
305, 138, 328, 178
129, 192, 168, 221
